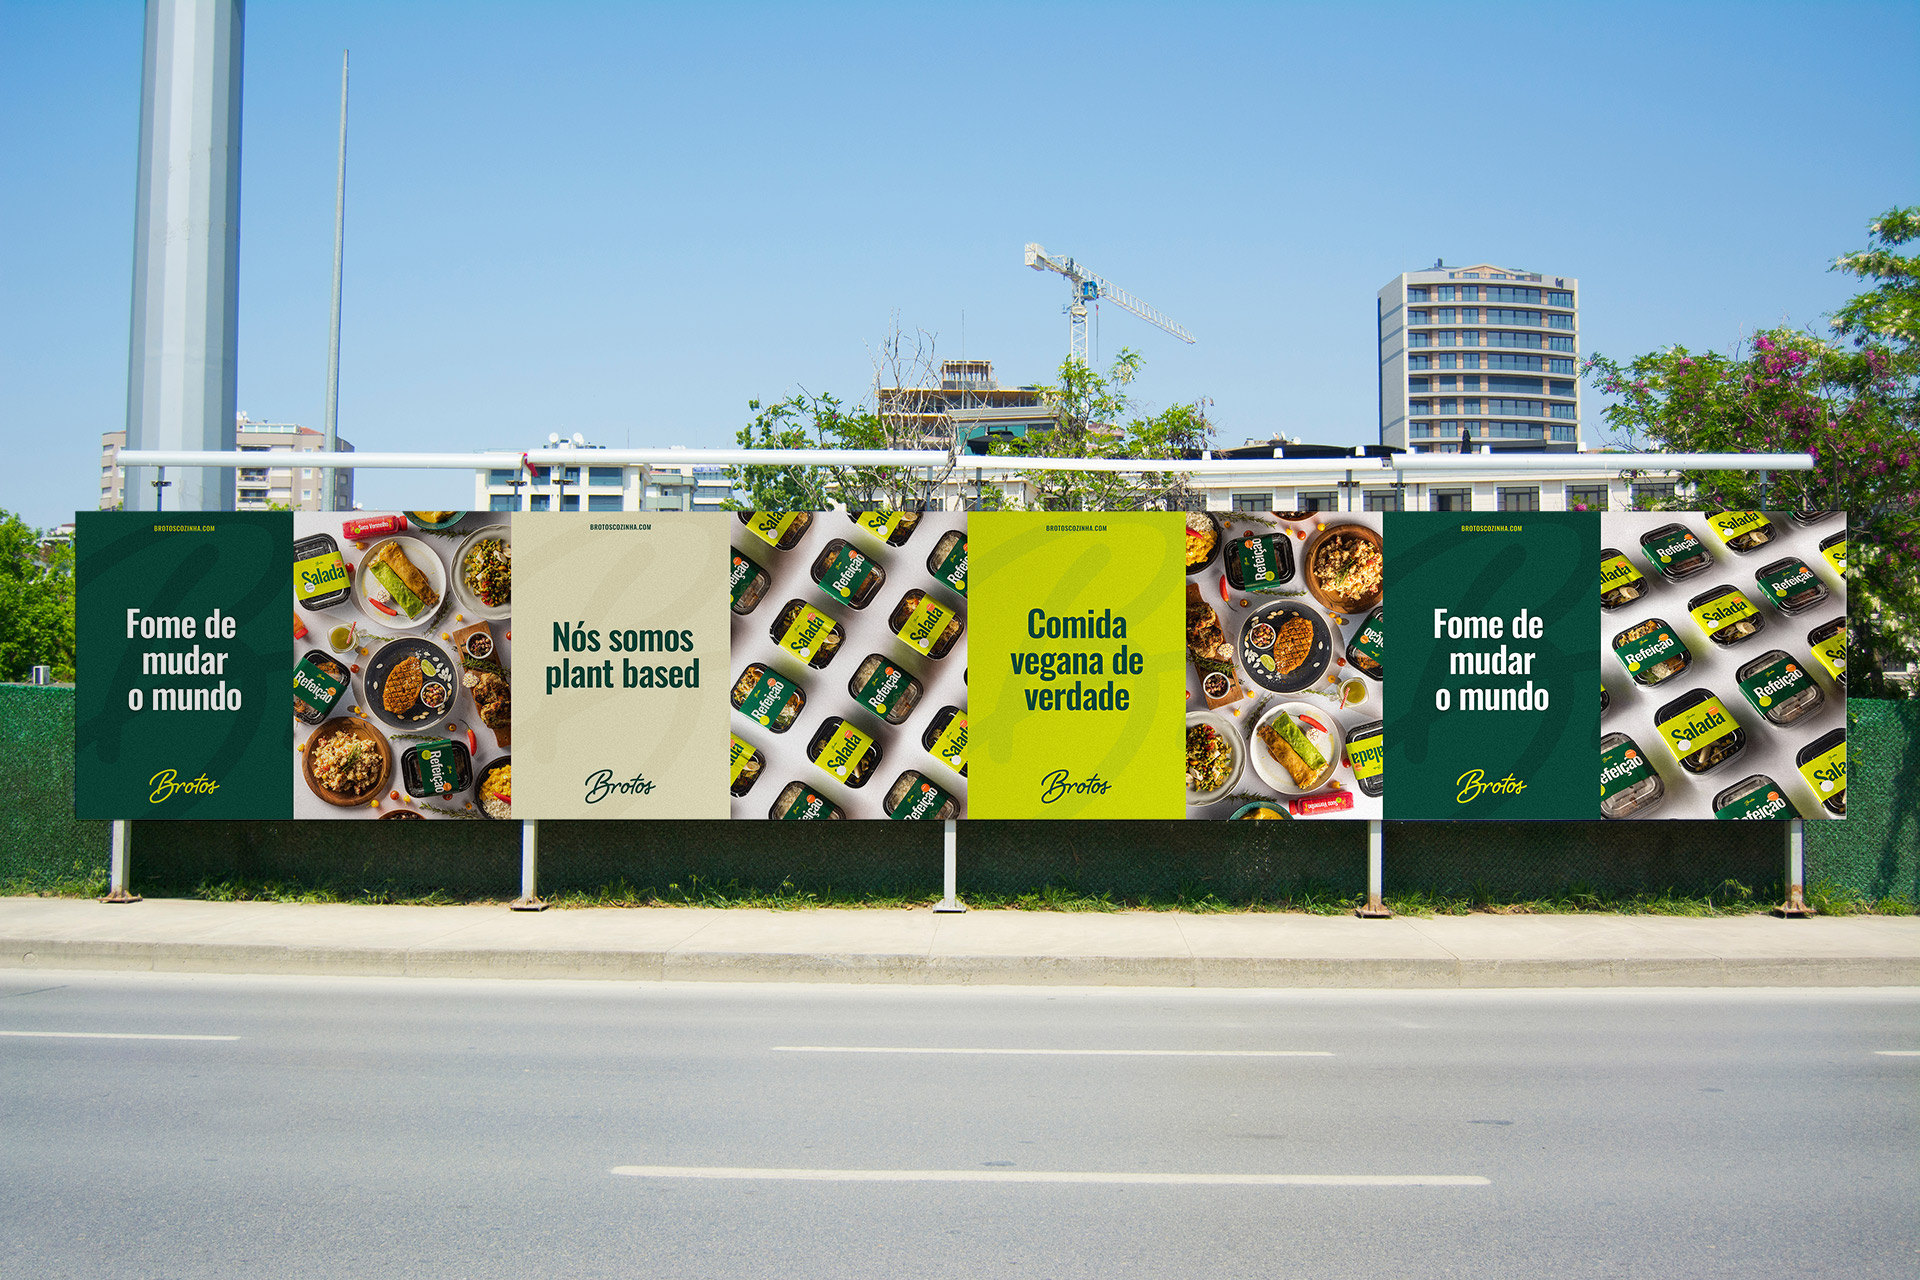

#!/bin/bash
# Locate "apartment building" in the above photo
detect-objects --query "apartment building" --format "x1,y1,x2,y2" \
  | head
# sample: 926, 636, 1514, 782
99, 416, 353, 510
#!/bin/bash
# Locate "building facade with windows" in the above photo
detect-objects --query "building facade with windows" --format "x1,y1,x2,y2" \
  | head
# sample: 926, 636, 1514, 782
469, 449, 735, 513
99, 416, 354, 510
1377, 263, 1580, 455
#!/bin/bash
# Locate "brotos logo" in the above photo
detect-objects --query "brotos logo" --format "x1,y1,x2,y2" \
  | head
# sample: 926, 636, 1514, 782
149, 770, 219, 804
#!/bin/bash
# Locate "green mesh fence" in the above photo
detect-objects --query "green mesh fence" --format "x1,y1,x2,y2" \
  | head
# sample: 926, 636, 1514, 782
1803, 700, 1919, 903
0, 686, 108, 893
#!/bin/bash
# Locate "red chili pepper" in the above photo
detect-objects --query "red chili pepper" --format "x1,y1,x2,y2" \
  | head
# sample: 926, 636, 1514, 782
369, 597, 398, 617
466, 727, 477, 753
1217, 575, 1230, 603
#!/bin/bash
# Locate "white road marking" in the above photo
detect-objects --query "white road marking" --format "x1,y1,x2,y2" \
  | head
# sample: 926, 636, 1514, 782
772, 1046, 1331, 1057
0, 1030, 238, 1041
613, 1165, 1486, 1186
1874, 1050, 1920, 1056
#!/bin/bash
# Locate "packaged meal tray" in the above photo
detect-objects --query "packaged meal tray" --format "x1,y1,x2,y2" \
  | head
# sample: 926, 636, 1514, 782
769, 599, 845, 669
1806, 617, 1847, 687
1599, 548, 1650, 611
927, 530, 967, 597
1795, 726, 1847, 816
1711, 773, 1802, 821
1704, 510, 1776, 554
769, 781, 844, 820
1789, 507, 1839, 526
1753, 556, 1830, 616
1639, 523, 1714, 582
400, 737, 473, 799
922, 705, 968, 777
1600, 684, 1610, 715
1599, 731, 1665, 820
1224, 530, 1296, 593
731, 662, 806, 732
737, 511, 813, 552
1817, 529, 1847, 576
729, 548, 771, 616
1611, 617, 1692, 686
888, 589, 964, 659
807, 716, 882, 788
293, 649, 350, 724
1344, 719, 1383, 798
1734, 649, 1824, 727
293, 531, 352, 611
1346, 606, 1384, 681
809, 538, 886, 609
1653, 687, 1747, 775
849, 510, 921, 547
883, 770, 960, 821
1686, 584, 1766, 648
847, 655, 924, 725
729, 734, 766, 797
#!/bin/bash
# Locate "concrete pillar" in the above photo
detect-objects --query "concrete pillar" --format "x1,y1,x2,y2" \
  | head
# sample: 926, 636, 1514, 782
124, 0, 244, 513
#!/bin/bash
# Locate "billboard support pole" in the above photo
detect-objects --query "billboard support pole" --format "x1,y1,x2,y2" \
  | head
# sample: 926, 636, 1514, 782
1774, 818, 1813, 918
103, 820, 141, 904
511, 819, 547, 911
1357, 819, 1390, 918
934, 819, 965, 913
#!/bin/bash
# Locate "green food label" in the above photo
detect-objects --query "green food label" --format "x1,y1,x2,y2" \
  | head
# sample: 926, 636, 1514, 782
929, 713, 968, 774
413, 740, 460, 794
1707, 511, 1770, 543
1233, 534, 1289, 590
1812, 631, 1847, 681
1690, 590, 1759, 636
1714, 784, 1799, 821
816, 544, 875, 603
729, 734, 756, 785
777, 604, 836, 661
777, 788, 836, 820
743, 512, 798, 548
737, 667, 797, 726
1758, 560, 1819, 607
932, 539, 968, 596
1821, 538, 1847, 576
1599, 738, 1654, 800
810, 721, 875, 781
728, 552, 763, 608
1642, 529, 1705, 571
1737, 655, 1810, 714
855, 512, 904, 540
887, 776, 953, 820
1600, 553, 1643, 594
896, 596, 954, 656
1350, 614, 1385, 667
294, 548, 350, 604
1655, 696, 1738, 760
1347, 730, 1384, 782
854, 662, 912, 719
1797, 740, 1846, 801
1613, 625, 1686, 675
292, 658, 346, 716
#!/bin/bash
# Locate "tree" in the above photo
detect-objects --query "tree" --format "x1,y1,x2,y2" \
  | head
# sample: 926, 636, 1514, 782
1586, 207, 1920, 697
0, 511, 76, 682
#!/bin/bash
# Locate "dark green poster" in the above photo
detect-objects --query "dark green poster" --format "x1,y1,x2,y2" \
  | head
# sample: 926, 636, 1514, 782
75, 512, 293, 819
1383, 512, 1599, 819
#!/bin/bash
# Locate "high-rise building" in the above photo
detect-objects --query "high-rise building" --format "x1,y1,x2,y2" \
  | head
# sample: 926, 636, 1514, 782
99, 415, 353, 510
1377, 263, 1580, 454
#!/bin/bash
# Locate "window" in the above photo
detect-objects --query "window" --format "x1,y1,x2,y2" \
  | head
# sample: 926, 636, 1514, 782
1437, 376, 1456, 391
1364, 490, 1401, 512
1460, 308, 1479, 322
560, 494, 580, 512
1231, 492, 1272, 513
1549, 380, 1576, 395
1462, 398, 1481, 414
1408, 286, 1430, 302
1408, 310, 1429, 325
1487, 286, 1542, 305
1459, 353, 1481, 369
1437, 354, 1456, 369
588, 494, 623, 512
1409, 333, 1430, 348
1439, 399, 1457, 414
1488, 398, 1543, 417
1486, 422, 1544, 438
1298, 491, 1338, 512
1438, 331, 1455, 346
588, 467, 624, 486
1458, 285, 1480, 300
1632, 481, 1676, 506
1548, 336, 1575, 352
1548, 357, 1575, 374
1489, 376, 1543, 394
1410, 401, 1432, 416
1550, 426, 1578, 441
1548, 313, 1574, 330
529, 494, 550, 511
303, 468, 313, 479
1546, 291, 1573, 308
488, 469, 519, 484
1430, 488, 1472, 512
1486, 308, 1541, 326
240, 468, 268, 482
524, 465, 547, 482
1408, 377, 1430, 391
490, 494, 518, 512
1550, 403, 1577, 419
1489, 331, 1542, 349
1565, 484, 1607, 511
1409, 423, 1432, 437
1497, 487, 1540, 511
1437, 285, 1454, 301
1460, 375, 1481, 390
1436, 308, 1455, 324
1489, 353, 1543, 371
1409, 355, 1431, 369
301, 489, 311, 500
560, 467, 580, 484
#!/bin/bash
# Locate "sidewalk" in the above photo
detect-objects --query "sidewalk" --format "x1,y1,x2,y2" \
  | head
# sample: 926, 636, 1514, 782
4, 896, 1917, 987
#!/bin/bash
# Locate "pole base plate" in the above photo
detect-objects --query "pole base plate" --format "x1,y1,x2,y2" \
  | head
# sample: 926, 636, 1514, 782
100, 889, 142, 904
1772, 885, 1814, 918
509, 897, 548, 912
933, 900, 967, 914
1355, 895, 1392, 919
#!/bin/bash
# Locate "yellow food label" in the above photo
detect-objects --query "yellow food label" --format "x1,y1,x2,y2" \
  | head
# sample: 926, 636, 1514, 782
1821, 538, 1847, 576
295, 549, 350, 603
1601, 554, 1642, 593
855, 512, 904, 539
729, 734, 755, 785
810, 722, 874, 781
1689, 590, 1758, 635
929, 713, 968, 774
1655, 696, 1738, 759
777, 604, 836, 661
1797, 740, 1846, 799
897, 597, 954, 655
1707, 511, 1769, 542
744, 512, 799, 547
1813, 631, 1847, 680
1348, 732, 1384, 781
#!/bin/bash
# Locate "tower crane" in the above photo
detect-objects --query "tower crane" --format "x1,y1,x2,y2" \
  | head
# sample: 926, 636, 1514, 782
1024, 243, 1195, 364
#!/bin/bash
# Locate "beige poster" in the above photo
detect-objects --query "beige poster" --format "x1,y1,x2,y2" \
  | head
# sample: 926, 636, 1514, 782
512, 513, 731, 818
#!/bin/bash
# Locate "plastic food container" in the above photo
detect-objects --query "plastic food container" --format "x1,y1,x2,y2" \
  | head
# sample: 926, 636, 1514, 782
1600, 732, 1665, 819
1639, 523, 1714, 582
883, 770, 960, 820
1687, 584, 1766, 648
927, 531, 967, 597
1753, 556, 1830, 616
769, 781, 844, 820
400, 738, 473, 798
731, 662, 806, 732
293, 650, 349, 724
1224, 531, 1296, 593
1600, 549, 1650, 610
1346, 606, 1383, 681
1653, 688, 1747, 775
807, 716, 881, 788
1345, 719, 1383, 798
1600, 684, 1610, 714
1704, 511, 1775, 554
1611, 618, 1692, 686
888, 589, 964, 659
1789, 507, 1839, 526
737, 511, 813, 551
1712, 774, 1801, 820
846, 655, 923, 725
1795, 727, 1846, 816
1734, 649, 1824, 726
730, 548, 771, 615
922, 705, 968, 777
730, 734, 766, 797
809, 538, 886, 609
1817, 530, 1847, 577
849, 510, 921, 547
294, 532, 352, 611
1806, 618, 1847, 688
769, 599, 845, 669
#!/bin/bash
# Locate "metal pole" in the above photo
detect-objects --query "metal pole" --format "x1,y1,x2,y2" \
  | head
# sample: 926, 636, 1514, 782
1775, 818, 1812, 917
1357, 819, 1390, 918
322, 50, 348, 510
511, 818, 547, 911
934, 819, 965, 913
104, 820, 141, 903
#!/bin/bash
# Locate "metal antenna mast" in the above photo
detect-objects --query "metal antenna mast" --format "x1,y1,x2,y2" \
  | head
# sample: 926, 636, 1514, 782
1024, 243, 1195, 364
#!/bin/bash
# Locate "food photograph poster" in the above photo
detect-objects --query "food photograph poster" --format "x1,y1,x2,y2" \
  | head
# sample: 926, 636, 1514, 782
73, 507, 1846, 823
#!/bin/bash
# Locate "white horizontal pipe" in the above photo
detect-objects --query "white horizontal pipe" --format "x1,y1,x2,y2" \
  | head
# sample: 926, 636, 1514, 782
118, 448, 951, 469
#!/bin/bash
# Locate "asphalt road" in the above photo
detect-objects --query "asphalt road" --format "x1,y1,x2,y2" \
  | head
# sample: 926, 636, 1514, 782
1, 973, 1914, 1280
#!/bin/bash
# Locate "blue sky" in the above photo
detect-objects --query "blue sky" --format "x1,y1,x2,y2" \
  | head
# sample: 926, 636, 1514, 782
3, 1, 1915, 527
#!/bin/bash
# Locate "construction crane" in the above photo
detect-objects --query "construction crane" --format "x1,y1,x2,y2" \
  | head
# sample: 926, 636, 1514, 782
1024, 242, 1195, 364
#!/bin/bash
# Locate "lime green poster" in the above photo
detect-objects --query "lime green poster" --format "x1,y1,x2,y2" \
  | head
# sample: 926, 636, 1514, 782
970, 512, 1184, 818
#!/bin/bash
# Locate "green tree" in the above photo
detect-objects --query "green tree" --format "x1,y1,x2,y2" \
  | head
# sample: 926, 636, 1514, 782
1586, 207, 1920, 697
0, 511, 76, 682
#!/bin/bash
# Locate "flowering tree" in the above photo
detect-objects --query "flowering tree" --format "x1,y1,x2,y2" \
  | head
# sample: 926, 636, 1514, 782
1586, 208, 1920, 697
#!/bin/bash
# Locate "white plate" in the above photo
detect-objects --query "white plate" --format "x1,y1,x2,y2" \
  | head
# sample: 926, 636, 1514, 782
353, 535, 448, 632
1249, 702, 1345, 795
1185, 709, 1245, 803
451, 524, 512, 621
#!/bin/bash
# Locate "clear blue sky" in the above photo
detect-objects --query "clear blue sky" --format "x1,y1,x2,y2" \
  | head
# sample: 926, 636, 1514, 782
3, 1, 1915, 526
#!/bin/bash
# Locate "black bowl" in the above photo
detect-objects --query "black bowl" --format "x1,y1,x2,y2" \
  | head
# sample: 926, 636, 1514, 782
1238, 600, 1332, 693
475, 755, 511, 819
363, 637, 457, 730
1184, 511, 1226, 576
